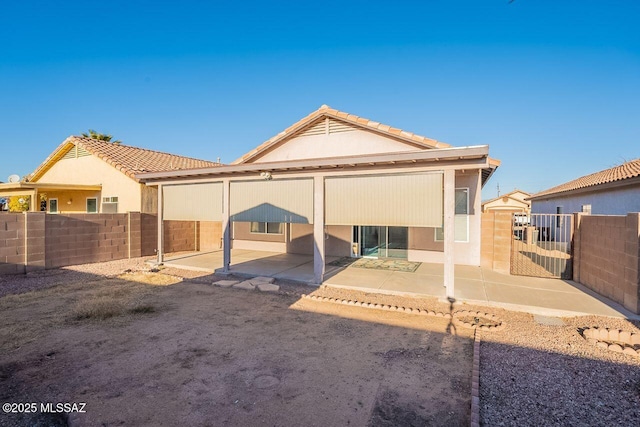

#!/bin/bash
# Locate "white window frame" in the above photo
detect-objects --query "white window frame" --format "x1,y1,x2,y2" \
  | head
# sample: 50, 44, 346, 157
435, 187, 469, 243
250, 222, 284, 235
86, 197, 98, 214
49, 198, 58, 214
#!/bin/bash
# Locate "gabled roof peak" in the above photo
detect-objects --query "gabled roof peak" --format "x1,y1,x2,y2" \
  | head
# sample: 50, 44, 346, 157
28, 136, 221, 183
233, 105, 452, 164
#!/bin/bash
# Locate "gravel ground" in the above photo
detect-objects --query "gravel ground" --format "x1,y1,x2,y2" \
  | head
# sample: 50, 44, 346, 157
2, 259, 639, 426
0, 257, 153, 298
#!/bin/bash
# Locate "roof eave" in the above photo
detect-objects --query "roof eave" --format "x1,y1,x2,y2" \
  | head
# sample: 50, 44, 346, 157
528, 175, 640, 201
138, 145, 490, 183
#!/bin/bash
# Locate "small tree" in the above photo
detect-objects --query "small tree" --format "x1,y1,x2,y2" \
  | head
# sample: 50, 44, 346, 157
82, 129, 121, 144
8, 195, 30, 212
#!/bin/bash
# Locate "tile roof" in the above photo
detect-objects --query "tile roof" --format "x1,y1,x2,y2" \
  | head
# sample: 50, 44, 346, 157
530, 158, 640, 200
233, 104, 452, 164
482, 189, 531, 206
29, 136, 221, 182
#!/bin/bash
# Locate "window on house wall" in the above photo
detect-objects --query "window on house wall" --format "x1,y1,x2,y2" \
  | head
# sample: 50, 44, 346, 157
49, 199, 58, 214
102, 196, 119, 213
86, 198, 98, 213
250, 222, 284, 234
581, 204, 591, 214
435, 188, 469, 242
556, 206, 563, 228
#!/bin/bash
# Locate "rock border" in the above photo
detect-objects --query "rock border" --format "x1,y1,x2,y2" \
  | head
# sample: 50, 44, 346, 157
470, 331, 480, 427
452, 310, 505, 331
301, 294, 452, 317
580, 327, 640, 358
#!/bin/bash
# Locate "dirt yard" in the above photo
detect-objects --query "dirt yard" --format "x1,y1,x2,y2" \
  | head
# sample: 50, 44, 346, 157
0, 270, 473, 427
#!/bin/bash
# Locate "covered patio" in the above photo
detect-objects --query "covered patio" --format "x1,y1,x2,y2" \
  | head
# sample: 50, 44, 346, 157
162, 249, 639, 318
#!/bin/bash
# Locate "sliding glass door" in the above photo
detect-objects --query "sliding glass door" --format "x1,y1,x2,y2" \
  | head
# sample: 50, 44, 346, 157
355, 226, 408, 259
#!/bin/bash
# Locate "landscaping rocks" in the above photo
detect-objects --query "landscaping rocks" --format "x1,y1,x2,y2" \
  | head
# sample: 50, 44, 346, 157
212, 280, 239, 288
257, 283, 280, 292
232, 281, 256, 290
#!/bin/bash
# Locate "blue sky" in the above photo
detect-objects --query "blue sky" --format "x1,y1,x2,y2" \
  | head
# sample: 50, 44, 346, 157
1, 0, 638, 199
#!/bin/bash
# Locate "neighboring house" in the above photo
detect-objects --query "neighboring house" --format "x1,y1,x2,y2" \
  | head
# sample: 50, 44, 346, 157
138, 105, 500, 288
482, 189, 531, 213
529, 158, 640, 215
0, 136, 220, 214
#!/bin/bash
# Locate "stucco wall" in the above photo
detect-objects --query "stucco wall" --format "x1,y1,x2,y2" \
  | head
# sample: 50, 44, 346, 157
36, 154, 142, 213
42, 190, 102, 213
406, 171, 481, 265
531, 185, 640, 215
251, 128, 421, 163
286, 224, 351, 257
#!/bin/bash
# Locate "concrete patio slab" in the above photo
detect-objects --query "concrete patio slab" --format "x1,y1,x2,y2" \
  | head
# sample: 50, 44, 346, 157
161, 249, 640, 319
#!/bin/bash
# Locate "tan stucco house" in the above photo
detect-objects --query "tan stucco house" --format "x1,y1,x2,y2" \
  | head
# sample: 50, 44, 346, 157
0, 136, 220, 214
138, 105, 500, 294
482, 189, 531, 213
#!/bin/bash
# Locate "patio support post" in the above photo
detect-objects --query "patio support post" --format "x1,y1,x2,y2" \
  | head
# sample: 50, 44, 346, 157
222, 178, 231, 272
30, 190, 37, 212
444, 169, 455, 297
313, 175, 325, 284
157, 184, 164, 264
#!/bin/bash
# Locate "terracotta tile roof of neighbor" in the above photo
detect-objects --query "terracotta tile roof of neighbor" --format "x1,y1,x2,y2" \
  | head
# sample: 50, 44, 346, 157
531, 158, 640, 199
29, 136, 221, 182
233, 104, 452, 164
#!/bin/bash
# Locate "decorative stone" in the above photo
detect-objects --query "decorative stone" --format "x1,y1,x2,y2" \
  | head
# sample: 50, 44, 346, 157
251, 276, 275, 284
619, 331, 631, 342
596, 341, 608, 349
213, 280, 239, 288
257, 283, 279, 292
631, 334, 640, 346
435, 312, 444, 317
598, 328, 609, 340
623, 347, 637, 356
232, 281, 255, 290
608, 329, 620, 341
444, 313, 452, 319
608, 343, 623, 353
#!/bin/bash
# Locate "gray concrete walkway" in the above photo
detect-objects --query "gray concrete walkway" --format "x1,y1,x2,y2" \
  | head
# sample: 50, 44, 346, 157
163, 250, 640, 319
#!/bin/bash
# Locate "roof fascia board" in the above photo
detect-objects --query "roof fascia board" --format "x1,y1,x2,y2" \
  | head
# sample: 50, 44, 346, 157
144, 158, 489, 187
139, 146, 489, 182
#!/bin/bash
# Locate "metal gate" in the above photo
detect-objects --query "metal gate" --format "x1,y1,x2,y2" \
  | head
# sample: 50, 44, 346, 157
511, 213, 573, 279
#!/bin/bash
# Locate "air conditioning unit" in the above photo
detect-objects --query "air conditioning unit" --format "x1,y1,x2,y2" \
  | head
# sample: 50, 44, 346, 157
102, 196, 119, 213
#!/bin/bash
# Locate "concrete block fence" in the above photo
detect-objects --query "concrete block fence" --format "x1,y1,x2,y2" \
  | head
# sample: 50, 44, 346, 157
0, 212, 206, 274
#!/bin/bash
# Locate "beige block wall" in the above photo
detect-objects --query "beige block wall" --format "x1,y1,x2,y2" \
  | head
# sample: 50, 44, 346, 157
45, 213, 129, 268
480, 211, 512, 273
163, 220, 197, 253
574, 214, 639, 313
198, 221, 222, 251
0, 213, 26, 274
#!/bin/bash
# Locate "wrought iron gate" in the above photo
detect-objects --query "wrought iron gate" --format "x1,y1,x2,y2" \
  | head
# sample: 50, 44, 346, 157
511, 213, 573, 279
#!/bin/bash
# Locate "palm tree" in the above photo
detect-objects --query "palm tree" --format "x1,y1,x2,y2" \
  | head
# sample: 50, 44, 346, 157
82, 129, 121, 144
